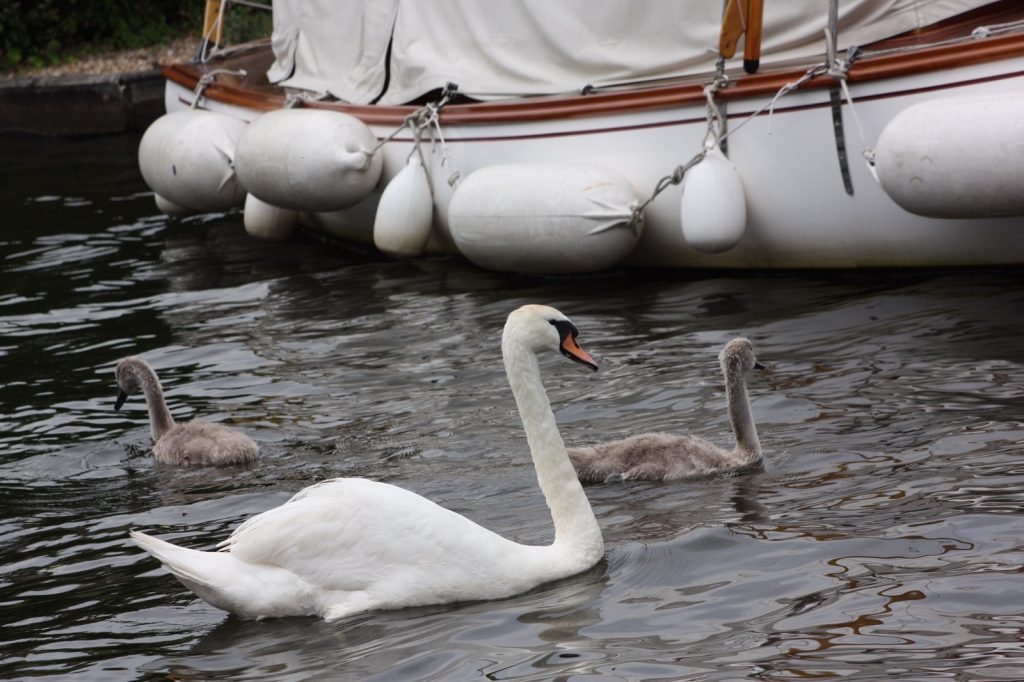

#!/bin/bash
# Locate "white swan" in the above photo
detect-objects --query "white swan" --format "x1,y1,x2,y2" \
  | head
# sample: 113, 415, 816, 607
568, 337, 763, 483
129, 304, 603, 621
114, 356, 259, 466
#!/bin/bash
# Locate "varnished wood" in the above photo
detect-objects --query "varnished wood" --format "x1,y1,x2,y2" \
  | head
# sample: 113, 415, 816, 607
719, 0, 746, 59
743, 0, 764, 74
202, 0, 224, 46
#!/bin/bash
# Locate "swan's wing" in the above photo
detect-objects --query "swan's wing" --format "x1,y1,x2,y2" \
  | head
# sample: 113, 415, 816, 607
216, 477, 361, 552
216, 478, 516, 594
218, 478, 343, 549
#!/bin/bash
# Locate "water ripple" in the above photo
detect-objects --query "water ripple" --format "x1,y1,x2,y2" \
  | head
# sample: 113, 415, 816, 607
2, 135, 1023, 680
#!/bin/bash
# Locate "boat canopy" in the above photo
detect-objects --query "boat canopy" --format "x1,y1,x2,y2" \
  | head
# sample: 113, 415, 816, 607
267, 0, 992, 105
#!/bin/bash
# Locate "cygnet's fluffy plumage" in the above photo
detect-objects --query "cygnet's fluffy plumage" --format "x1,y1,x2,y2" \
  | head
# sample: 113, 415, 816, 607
129, 304, 603, 621
568, 337, 763, 483
114, 356, 258, 466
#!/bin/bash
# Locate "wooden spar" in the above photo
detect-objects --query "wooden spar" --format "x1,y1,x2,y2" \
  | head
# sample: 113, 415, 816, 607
195, 0, 225, 62
718, 0, 747, 59
202, 0, 224, 47
744, 0, 765, 74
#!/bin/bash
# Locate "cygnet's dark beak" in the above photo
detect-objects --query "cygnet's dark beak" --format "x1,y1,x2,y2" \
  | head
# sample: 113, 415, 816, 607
754, 361, 766, 371
114, 389, 128, 411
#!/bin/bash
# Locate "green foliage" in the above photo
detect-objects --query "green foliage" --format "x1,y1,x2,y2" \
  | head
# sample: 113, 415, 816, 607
0, 0, 204, 70
220, 4, 273, 46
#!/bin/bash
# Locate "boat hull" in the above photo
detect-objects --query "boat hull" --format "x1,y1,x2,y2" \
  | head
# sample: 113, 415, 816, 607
160, 50, 1024, 270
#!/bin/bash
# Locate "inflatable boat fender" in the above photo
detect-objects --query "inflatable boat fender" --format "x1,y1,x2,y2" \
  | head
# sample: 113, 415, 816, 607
234, 109, 382, 212
679, 145, 747, 253
243, 194, 298, 241
448, 164, 640, 274
875, 93, 1024, 218
138, 110, 247, 214
153, 194, 193, 218
373, 154, 434, 257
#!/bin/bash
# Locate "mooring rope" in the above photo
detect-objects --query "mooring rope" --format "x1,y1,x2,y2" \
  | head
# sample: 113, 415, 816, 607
191, 68, 248, 107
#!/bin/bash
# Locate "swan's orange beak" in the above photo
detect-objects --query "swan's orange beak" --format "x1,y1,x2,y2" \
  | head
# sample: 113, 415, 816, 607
561, 334, 598, 371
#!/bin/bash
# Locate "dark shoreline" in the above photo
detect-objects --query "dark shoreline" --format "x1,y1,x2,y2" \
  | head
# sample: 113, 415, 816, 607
0, 70, 166, 137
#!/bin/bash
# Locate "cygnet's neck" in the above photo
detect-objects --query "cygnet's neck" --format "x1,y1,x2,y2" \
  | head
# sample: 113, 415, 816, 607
132, 362, 175, 442
724, 364, 760, 462
502, 335, 602, 559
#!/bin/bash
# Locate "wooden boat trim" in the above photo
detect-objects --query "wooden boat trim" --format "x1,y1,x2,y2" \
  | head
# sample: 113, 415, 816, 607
164, 10, 1024, 127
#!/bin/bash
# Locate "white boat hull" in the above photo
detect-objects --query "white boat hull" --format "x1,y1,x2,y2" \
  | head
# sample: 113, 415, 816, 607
162, 54, 1024, 270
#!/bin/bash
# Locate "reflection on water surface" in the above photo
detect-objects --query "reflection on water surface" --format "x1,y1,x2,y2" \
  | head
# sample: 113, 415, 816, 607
1, 134, 1022, 681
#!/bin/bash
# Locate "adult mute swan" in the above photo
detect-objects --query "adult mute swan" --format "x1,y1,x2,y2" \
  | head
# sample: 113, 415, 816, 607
129, 304, 603, 621
114, 356, 259, 466
569, 337, 763, 483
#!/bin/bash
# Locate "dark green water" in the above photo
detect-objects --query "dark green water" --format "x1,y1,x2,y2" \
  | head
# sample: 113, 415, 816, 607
1, 133, 1023, 680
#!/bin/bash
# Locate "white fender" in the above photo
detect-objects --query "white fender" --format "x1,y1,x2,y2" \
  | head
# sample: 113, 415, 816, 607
138, 110, 247, 214
243, 194, 297, 241
234, 109, 383, 212
679, 145, 747, 253
448, 164, 640, 274
153, 194, 193, 218
875, 93, 1024, 218
373, 155, 434, 257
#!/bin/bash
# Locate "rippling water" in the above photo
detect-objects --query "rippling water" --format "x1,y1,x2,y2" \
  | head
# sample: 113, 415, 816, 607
1, 133, 1023, 681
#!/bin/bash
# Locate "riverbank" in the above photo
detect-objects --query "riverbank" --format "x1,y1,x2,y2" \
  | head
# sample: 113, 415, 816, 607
0, 36, 195, 137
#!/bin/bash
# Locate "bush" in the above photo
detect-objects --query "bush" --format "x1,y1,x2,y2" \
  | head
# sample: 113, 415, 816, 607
220, 4, 272, 47
0, 0, 202, 70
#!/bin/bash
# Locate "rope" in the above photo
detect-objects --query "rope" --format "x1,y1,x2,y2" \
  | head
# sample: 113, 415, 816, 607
702, 56, 730, 145
428, 110, 460, 187
655, 6, 878, 216
837, 78, 875, 169
821, 24, 875, 169
629, 148, 709, 229
368, 110, 428, 155
191, 68, 248, 107
282, 91, 329, 109
198, 0, 229, 64
369, 84, 457, 156
631, 36, 861, 228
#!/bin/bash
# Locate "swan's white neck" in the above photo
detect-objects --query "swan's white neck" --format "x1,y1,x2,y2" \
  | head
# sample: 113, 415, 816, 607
725, 366, 760, 462
502, 334, 603, 562
133, 363, 175, 442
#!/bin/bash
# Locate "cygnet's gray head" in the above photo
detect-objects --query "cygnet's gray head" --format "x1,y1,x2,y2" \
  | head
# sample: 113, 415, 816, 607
719, 338, 764, 375
114, 356, 149, 410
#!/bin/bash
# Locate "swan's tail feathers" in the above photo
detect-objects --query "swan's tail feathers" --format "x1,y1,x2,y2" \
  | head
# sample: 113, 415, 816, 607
130, 529, 314, 619
130, 529, 224, 590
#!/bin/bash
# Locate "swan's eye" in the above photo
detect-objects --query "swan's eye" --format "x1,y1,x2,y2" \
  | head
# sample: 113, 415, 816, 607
549, 319, 579, 341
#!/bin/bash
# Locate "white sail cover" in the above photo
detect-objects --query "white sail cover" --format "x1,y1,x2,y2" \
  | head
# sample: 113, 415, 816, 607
267, 0, 994, 104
